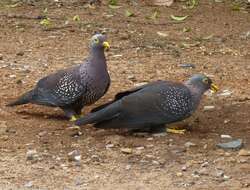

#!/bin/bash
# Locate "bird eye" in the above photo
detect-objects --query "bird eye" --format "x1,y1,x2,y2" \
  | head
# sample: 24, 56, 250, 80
202, 78, 208, 84
93, 38, 99, 44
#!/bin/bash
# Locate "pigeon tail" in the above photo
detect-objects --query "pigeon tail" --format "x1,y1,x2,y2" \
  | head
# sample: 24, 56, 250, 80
75, 100, 121, 126
6, 90, 34, 106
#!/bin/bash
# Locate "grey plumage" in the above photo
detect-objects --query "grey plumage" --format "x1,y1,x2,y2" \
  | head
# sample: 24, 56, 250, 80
75, 74, 218, 131
7, 34, 110, 120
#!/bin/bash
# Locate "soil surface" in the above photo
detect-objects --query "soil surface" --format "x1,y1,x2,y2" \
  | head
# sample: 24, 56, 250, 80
0, 0, 250, 189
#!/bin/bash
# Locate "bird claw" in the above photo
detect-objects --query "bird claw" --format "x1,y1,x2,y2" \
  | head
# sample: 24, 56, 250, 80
69, 114, 83, 122
166, 128, 186, 134
69, 115, 78, 122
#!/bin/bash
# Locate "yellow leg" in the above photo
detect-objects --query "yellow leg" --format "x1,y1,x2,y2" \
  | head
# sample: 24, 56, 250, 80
166, 128, 186, 134
69, 114, 83, 122
70, 115, 78, 122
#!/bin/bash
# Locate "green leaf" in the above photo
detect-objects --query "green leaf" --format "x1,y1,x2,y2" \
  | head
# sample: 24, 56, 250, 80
125, 10, 134, 17
231, 3, 241, 11
146, 10, 159, 20
6, 2, 20, 8
181, 42, 200, 48
43, 8, 48, 14
40, 18, 51, 27
170, 15, 188, 21
202, 34, 214, 40
108, 4, 122, 9
183, 27, 191, 32
109, 0, 118, 5
73, 15, 80, 22
188, 0, 198, 9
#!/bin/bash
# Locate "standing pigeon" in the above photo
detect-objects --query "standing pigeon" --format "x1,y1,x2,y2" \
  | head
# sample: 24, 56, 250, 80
75, 74, 218, 132
7, 34, 111, 121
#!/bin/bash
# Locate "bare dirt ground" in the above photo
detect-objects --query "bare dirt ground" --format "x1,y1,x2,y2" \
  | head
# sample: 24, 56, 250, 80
0, 0, 250, 189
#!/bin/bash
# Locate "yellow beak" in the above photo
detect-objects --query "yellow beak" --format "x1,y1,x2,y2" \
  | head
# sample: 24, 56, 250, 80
103, 41, 110, 51
210, 83, 219, 93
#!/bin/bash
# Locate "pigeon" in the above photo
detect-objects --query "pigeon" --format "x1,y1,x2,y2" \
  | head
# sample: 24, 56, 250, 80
7, 34, 111, 121
75, 74, 218, 132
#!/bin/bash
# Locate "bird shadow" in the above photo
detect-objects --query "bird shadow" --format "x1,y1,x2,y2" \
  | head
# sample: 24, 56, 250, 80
14, 110, 68, 121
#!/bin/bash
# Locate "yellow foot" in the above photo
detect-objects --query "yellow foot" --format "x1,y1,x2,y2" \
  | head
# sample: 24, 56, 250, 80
70, 115, 77, 122
166, 128, 186, 134
69, 114, 83, 122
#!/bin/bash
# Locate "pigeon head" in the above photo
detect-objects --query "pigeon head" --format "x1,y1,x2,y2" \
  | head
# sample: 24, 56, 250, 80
186, 74, 219, 94
90, 34, 110, 51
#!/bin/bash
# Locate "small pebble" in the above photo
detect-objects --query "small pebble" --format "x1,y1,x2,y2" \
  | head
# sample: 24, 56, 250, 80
133, 132, 149, 137
105, 144, 114, 148
216, 170, 224, 177
157, 31, 168, 37
9, 74, 16, 78
0, 135, 9, 141
67, 126, 82, 137
179, 63, 195, 68
218, 90, 232, 97
0, 121, 8, 135
197, 168, 209, 176
176, 172, 183, 177
201, 161, 209, 167
238, 149, 250, 156
146, 144, 154, 148
220, 134, 232, 139
203, 105, 215, 111
136, 146, 144, 150
127, 75, 135, 80
238, 158, 247, 163
185, 142, 196, 148
145, 154, 154, 158
152, 132, 166, 137
24, 181, 33, 188
125, 164, 131, 170
91, 155, 100, 162
224, 119, 230, 124
181, 165, 187, 171
223, 175, 230, 181
217, 139, 243, 150
68, 150, 81, 162
38, 131, 47, 137
26, 149, 39, 161
134, 82, 148, 87
17, 51, 24, 56
121, 148, 133, 154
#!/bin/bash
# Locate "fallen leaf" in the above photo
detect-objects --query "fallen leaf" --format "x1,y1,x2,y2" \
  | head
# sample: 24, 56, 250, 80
125, 10, 134, 17
147, 10, 159, 19
73, 15, 80, 22
170, 15, 188, 21
108, 5, 122, 9
202, 34, 214, 40
187, 0, 198, 9
181, 42, 200, 48
183, 27, 191, 32
40, 18, 51, 27
109, 0, 118, 5
6, 2, 20, 8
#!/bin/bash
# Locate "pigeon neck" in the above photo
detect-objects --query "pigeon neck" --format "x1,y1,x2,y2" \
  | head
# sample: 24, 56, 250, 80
89, 47, 107, 68
184, 82, 205, 109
